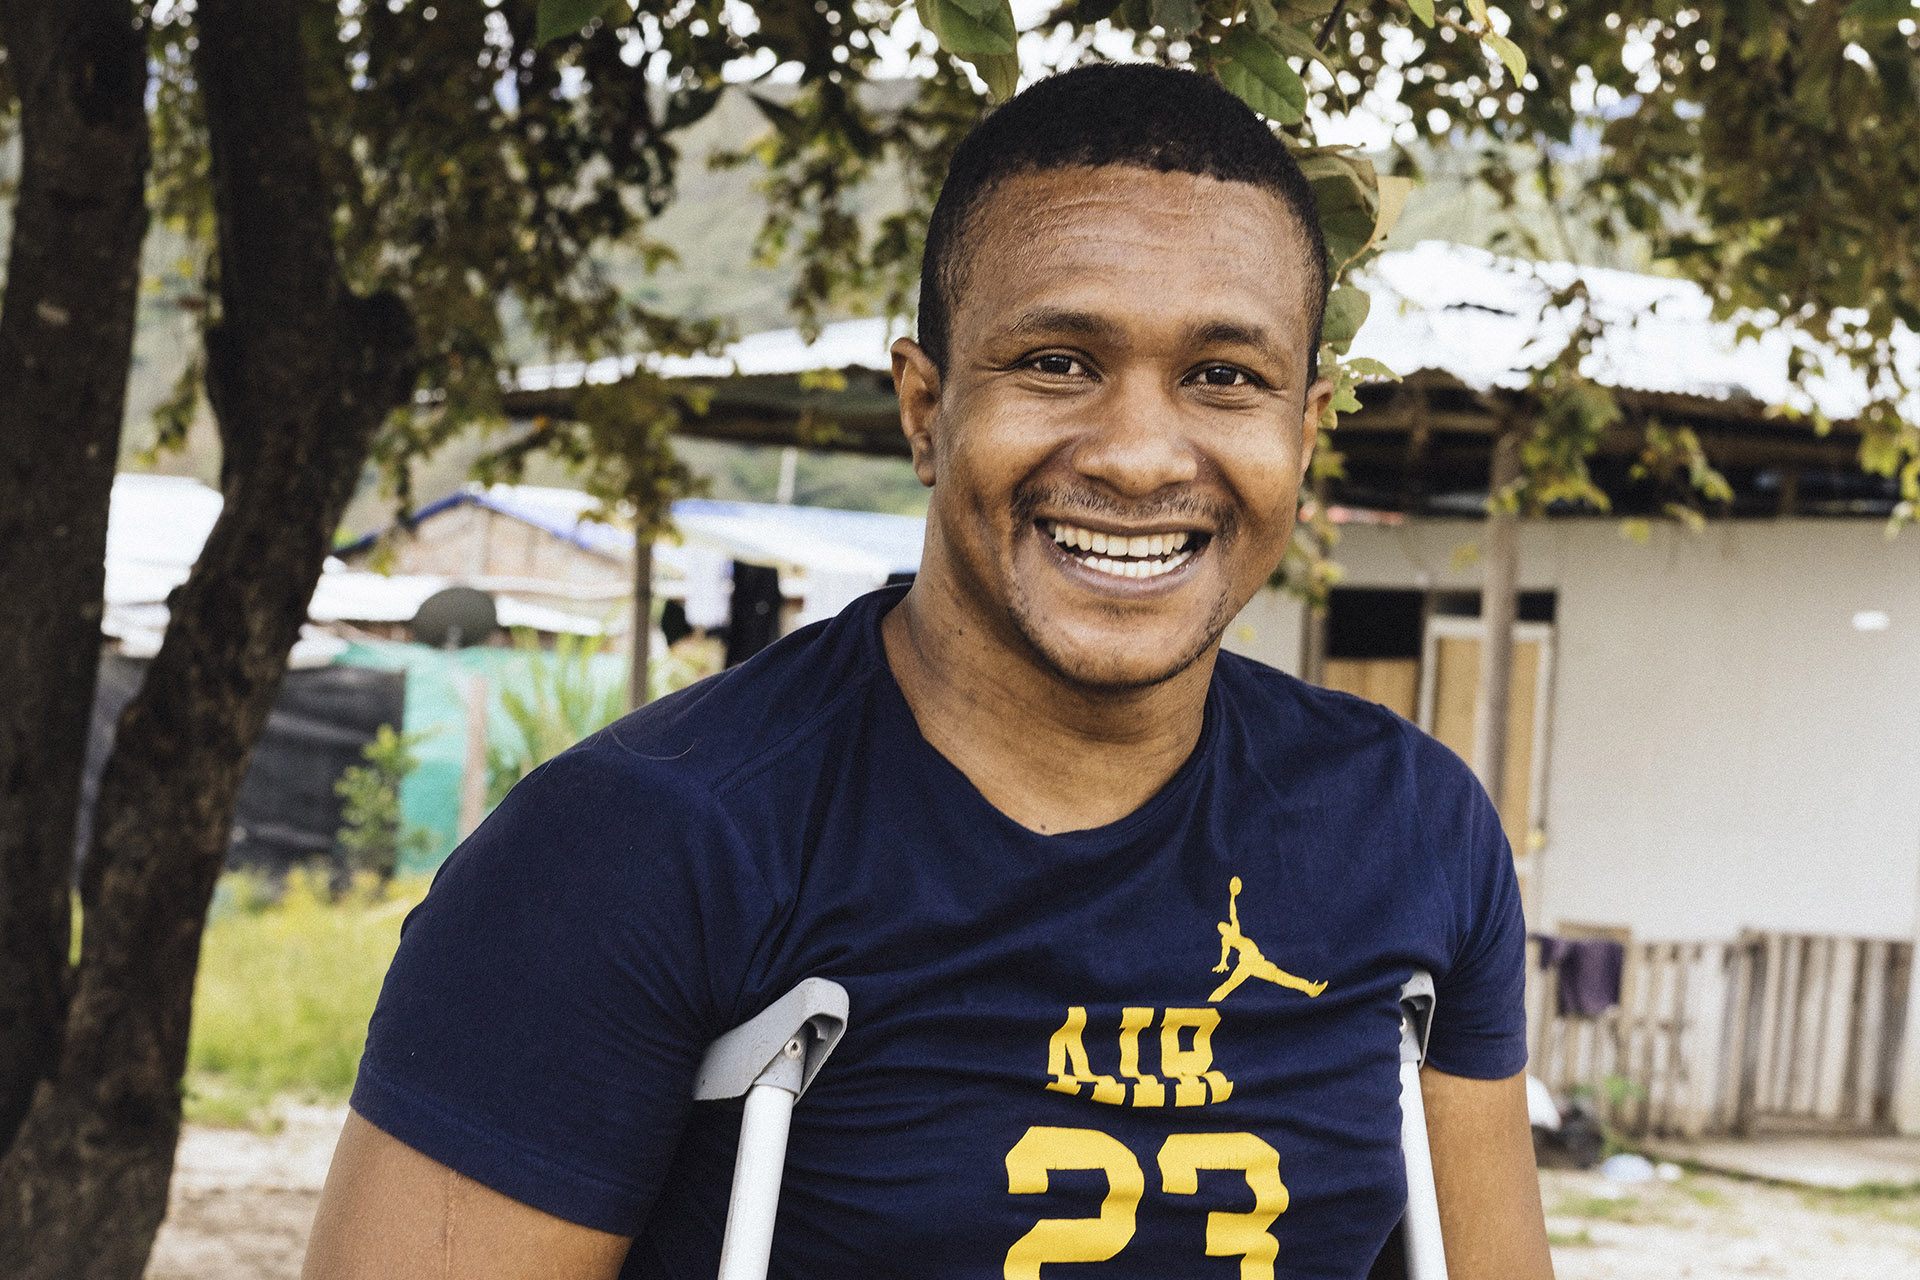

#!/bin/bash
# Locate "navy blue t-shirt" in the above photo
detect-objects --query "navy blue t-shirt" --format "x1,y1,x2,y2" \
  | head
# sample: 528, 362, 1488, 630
353, 587, 1526, 1278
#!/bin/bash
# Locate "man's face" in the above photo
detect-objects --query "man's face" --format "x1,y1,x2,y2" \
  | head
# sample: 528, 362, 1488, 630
894, 165, 1331, 691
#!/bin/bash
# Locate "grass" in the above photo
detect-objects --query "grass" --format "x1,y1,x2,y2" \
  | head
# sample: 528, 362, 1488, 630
1678, 1182, 1727, 1208
1543, 1197, 1651, 1228
1796, 1180, 1920, 1230
184, 868, 429, 1129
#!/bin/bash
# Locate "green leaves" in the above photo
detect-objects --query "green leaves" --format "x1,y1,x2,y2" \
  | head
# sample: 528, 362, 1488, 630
1264, 21, 1346, 100
535, 0, 619, 45
1484, 31, 1527, 81
1320, 285, 1370, 348
1843, 0, 1916, 20
1216, 28, 1307, 124
1243, 0, 1284, 31
1405, 0, 1436, 26
1150, 0, 1205, 37
916, 0, 1021, 99
1345, 357, 1400, 382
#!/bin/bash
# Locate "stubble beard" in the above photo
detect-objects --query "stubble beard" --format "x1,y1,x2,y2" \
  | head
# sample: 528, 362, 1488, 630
1002, 483, 1247, 693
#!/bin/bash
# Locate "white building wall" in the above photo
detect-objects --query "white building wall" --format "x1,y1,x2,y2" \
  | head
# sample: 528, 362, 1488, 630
1222, 580, 1306, 676
1312, 517, 1920, 942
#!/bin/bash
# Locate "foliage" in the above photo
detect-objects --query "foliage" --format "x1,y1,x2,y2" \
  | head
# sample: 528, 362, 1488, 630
138, 0, 1919, 556
485, 629, 630, 806
1348, 0, 1920, 516
145, 0, 740, 527
534, 0, 1915, 540
334, 725, 435, 880
652, 631, 726, 701
186, 868, 429, 1130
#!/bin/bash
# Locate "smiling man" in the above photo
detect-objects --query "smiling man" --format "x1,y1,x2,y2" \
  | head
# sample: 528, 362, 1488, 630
305, 64, 1551, 1280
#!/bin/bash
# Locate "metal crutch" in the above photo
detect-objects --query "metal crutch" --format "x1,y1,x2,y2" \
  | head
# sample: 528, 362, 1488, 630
693, 977, 850, 1280
1398, 970, 1447, 1280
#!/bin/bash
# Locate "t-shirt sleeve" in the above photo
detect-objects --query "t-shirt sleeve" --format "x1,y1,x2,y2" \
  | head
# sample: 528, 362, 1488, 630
1405, 723, 1530, 1080
350, 737, 772, 1235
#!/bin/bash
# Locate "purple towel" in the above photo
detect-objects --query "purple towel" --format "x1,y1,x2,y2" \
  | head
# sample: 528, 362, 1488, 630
1536, 935, 1625, 1016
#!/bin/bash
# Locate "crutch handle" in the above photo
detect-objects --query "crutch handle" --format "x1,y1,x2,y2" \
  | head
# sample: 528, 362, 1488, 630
696, 976, 849, 1102
698, 978, 850, 1280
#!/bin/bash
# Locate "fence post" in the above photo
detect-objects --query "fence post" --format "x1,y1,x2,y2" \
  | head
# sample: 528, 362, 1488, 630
1733, 935, 1767, 1138
1888, 940, 1918, 1133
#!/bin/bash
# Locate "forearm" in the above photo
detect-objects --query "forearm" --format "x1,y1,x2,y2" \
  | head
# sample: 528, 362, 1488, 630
303, 1110, 633, 1280
1420, 1067, 1554, 1279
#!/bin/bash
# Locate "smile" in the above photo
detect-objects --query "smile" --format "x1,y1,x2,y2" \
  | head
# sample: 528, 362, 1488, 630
1042, 519, 1204, 580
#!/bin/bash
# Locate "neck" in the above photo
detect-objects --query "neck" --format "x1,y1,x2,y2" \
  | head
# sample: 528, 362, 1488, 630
881, 575, 1216, 835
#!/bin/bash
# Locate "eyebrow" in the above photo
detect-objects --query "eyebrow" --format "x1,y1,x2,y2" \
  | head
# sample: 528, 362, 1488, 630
999, 307, 1125, 345
997, 308, 1284, 361
1182, 319, 1282, 359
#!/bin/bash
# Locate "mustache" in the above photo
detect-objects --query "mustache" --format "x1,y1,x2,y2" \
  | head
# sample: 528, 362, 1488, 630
1011, 484, 1239, 540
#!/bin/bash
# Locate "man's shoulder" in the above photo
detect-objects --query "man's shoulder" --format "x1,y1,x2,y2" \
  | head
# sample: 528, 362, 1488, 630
1212, 650, 1478, 792
1214, 649, 1406, 742
562, 591, 890, 799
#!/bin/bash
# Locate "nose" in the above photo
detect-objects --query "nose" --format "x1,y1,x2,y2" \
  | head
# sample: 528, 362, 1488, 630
1069, 375, 1199, 498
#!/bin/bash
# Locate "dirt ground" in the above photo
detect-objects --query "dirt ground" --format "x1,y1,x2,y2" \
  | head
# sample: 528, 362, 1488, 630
1540, 1166, 1920, 1279
147, 1107, 1920, 1279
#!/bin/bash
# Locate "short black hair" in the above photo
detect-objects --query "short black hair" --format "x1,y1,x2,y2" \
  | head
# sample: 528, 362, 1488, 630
917, 62, 1330, 383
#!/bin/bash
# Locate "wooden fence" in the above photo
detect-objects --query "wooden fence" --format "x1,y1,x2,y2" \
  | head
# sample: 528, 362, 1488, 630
1525, 932, 1913, 1138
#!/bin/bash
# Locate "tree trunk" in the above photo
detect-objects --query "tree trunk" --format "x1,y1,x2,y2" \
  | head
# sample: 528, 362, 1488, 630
0, 0, 149, 1153
1299, 600, 1328, 686
1471, 425, 1522, 812
630, 537, 654, 710
1298, 473, 1331, 686
0, 0, 417, 1273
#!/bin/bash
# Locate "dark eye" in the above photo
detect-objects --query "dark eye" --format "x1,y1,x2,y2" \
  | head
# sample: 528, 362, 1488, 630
1030, 353, 1086, 376
1193, 364, 1256, 388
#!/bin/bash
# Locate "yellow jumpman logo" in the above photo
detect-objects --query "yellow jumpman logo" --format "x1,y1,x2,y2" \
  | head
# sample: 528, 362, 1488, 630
1209, 877, 1327, 1002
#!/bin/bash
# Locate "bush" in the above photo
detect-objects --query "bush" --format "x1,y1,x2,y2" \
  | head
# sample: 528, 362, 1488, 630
335, 725, 434, 879
485, 629, 629, 807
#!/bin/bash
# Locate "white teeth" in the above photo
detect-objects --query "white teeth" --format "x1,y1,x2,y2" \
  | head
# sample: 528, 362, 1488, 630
1075, 549, 1195, 580
1045, 520, 1200, 580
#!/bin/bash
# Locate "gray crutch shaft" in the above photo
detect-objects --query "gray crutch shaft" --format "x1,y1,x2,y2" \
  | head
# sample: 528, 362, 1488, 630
1398, 970, 1448, 1280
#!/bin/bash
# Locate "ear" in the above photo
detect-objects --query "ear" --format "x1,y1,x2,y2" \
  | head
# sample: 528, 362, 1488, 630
891, 337, 942, 488
1298, 376, 1333, 481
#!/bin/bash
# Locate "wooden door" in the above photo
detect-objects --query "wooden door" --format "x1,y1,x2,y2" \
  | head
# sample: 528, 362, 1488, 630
1320, 658, 1420, 721
1418, 618, 1555, 919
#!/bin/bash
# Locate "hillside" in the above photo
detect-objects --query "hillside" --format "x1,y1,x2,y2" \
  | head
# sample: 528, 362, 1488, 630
55, 90, 1646, 521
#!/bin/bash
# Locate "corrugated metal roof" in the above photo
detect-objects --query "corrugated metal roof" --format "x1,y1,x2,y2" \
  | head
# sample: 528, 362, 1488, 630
1348, 241, 1916, 420
672, 497, 925, 578
355, 483, 929, 579
508, 241, 1918, 424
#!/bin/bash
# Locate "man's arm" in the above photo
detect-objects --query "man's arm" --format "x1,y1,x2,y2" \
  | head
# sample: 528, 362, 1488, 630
302, 1110, 633, 1280
1420, 1067, 1554, 1280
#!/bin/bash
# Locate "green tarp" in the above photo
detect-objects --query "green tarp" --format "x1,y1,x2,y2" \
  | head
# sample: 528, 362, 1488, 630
336, 640, 628, 875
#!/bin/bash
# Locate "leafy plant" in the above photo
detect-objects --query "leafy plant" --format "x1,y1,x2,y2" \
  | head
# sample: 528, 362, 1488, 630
334, 725, 434, 880
486, 630, 631, 806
